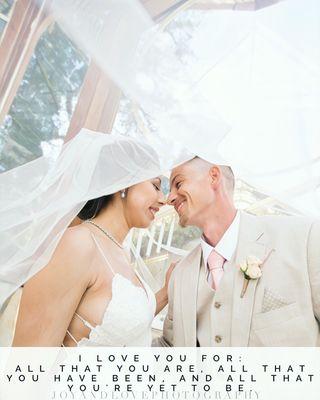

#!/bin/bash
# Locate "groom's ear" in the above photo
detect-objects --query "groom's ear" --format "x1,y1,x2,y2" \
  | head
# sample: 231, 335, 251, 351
209, 165, 221, 189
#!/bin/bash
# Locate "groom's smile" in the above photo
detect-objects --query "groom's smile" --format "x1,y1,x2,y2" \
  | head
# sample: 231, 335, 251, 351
168, 167, 194, 227
174, 198, 189, 226
175, 200, 186, 215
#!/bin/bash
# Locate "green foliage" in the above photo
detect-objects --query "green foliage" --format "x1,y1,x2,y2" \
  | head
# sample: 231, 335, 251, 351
0, 0, 14, 16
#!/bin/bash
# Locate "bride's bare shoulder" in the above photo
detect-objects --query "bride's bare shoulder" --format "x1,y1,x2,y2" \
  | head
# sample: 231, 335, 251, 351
52, 223, 95, 270
24, 224, 96, 295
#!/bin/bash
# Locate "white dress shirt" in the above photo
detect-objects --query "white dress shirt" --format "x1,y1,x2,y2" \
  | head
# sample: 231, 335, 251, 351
200, 211, 240, 286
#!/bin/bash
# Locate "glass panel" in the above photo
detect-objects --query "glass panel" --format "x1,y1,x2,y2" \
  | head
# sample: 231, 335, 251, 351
0, 17, 5, 37
0, 0, 14, 16
0, 23, 89, 172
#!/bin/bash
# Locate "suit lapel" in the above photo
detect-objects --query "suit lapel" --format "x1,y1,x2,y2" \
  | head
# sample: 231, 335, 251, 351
180, 244, 202, 346
231, 211, 272, 346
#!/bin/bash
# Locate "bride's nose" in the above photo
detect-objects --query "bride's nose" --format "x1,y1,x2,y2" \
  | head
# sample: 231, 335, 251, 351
157, 191, 166, 206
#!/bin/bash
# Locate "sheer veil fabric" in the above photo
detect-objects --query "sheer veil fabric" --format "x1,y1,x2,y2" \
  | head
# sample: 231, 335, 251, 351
49, 0, 320, 215
0, 130, 192, 309
1, 0, 320, 309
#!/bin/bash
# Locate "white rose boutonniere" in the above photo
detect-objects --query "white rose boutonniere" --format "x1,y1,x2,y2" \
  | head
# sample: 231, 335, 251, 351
239, 250, 274, 298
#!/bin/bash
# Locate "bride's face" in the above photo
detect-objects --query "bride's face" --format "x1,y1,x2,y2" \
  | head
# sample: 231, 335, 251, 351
124, 177, 165, 228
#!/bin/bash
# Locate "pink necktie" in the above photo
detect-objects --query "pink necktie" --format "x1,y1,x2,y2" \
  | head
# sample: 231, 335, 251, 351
207, 250, 225, 290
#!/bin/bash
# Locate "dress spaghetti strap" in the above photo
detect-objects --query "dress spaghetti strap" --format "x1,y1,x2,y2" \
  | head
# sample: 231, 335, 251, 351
90, 232, 116, 275
63, 313, 95, 346
73, 312, 95, 330
65, 329, 78, 345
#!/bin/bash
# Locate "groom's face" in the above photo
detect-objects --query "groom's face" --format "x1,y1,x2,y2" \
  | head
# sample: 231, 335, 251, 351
168, 160, 214, 228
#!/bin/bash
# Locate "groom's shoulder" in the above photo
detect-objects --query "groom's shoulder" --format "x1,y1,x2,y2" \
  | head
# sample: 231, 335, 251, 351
173, 243, 201, 274
243, 211, 316, 233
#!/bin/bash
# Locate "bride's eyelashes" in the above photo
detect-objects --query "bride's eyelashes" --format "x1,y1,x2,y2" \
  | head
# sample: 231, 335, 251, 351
151, 179, 161, 191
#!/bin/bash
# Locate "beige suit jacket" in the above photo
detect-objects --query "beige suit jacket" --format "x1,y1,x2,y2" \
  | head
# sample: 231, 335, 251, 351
156, 211, 320, 346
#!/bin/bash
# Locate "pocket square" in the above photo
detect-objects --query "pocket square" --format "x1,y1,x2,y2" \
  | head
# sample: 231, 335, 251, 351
262, 288, 291, 313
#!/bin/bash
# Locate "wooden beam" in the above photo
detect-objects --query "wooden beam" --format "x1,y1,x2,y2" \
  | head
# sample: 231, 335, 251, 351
190, 0, 285, 11
0, 0, 53, 124
64, 62, 121, 141
142, 0, 188, 19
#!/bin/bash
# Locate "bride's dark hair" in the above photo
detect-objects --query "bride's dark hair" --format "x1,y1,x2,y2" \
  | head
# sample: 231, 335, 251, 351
78, 195, 114, 220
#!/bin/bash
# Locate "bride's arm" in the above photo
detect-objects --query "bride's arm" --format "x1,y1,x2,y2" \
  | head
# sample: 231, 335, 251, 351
155, 288, 168, 316
154, 261, 177, 315
12, 228, 96, 347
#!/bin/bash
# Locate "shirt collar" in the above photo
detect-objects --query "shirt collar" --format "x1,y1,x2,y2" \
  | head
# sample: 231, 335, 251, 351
200, 210, 240, 267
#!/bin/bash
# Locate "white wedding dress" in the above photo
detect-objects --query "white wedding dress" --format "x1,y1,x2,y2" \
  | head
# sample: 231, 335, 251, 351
65, 233, 156, 347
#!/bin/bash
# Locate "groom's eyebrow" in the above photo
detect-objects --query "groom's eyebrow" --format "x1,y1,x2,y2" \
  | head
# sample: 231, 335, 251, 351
170, 174, 181, 189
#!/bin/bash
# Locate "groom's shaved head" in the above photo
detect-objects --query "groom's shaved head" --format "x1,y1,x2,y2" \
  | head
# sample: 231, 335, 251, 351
184, 157, 235, 193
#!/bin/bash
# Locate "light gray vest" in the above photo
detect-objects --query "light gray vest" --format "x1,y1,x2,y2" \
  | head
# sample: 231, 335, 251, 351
196, 256, 236, 346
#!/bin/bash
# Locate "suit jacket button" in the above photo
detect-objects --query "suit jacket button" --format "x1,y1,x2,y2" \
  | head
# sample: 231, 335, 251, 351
214, 302, 221, 309
215, 335, 222, 343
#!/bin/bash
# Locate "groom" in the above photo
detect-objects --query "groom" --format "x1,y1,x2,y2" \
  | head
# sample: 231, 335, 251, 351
159, 157, 320, 346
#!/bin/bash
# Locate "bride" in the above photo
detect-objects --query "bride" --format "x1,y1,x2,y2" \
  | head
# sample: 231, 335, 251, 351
13, 178, 174, 347
6, 131, 181, 347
